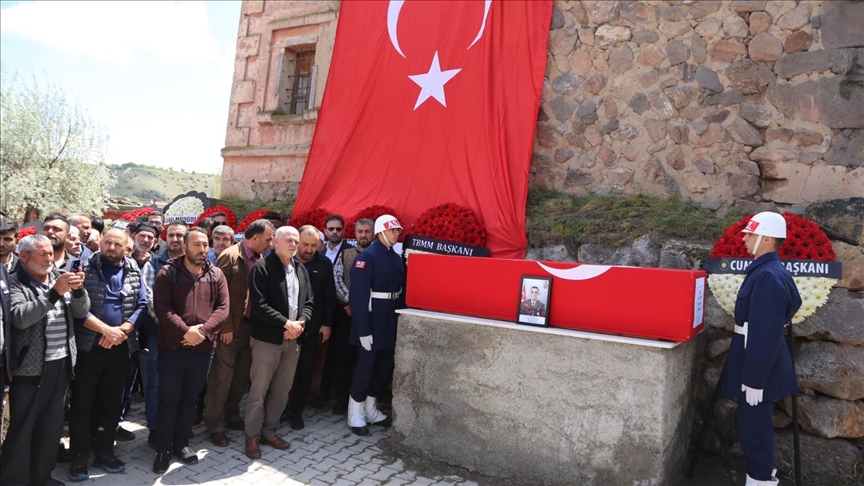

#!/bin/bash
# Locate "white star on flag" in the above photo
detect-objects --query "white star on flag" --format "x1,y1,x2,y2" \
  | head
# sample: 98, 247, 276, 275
408, 51, 462, 110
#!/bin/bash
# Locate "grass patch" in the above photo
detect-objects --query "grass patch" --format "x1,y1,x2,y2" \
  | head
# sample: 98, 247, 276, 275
216, 194, 296, 221
526, 187, 744, 253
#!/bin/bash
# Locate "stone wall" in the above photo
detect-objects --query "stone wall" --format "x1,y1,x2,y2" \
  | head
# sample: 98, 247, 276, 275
530, 197, 864, 484
534, 1, 864, 209
392, 310, 698, 486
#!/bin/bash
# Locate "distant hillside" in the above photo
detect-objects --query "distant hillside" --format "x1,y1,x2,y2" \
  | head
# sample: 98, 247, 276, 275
108, 163, 221, 205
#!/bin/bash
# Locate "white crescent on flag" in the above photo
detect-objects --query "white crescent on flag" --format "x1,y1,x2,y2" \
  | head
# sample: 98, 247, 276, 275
388, 0, 493, 58
536, 262, 612, 280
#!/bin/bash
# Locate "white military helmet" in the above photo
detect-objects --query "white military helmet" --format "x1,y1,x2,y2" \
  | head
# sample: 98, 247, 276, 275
374, 214, 402, 234
741, 211, 787, 238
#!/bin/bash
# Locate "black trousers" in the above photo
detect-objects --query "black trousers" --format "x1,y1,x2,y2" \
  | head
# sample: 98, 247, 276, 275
349, 348, 394, 403
155, 348, 210, 452
0, 359, 70, 486
69, 344, 131, 454
289, 332, 321, 415
320, 309, 356, 404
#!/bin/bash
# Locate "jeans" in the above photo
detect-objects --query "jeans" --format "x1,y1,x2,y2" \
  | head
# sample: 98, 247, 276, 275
155, 348, 211, 451
139, 333, 159, 430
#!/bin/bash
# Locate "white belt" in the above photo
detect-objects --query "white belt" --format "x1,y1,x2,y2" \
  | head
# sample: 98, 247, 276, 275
734, 321, 748, 349
368, 290, 402, 312
371, 291, 401, 300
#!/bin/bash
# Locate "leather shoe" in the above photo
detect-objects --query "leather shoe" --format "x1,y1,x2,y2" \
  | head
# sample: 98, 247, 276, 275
260, 434, 290, 450
174, 446, 199, 465
226, 419, 245, 431
350, 425, 370, 436
290, 414, 304, 430
153, 450, 172, 474
245, 437, 261, 459
210, 432, 229, 447
115, 425, 135, 441
370, 416, 392, 428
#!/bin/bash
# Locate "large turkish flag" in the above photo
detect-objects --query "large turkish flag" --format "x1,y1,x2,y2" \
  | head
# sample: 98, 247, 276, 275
293, 0, 552, 258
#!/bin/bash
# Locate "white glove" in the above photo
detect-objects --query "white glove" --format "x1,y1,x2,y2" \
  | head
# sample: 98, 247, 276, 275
742, 385, 764, 406
359, 335, 373, 351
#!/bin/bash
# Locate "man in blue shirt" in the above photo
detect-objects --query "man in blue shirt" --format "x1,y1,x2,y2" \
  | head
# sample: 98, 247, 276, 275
723, 212, 801, 486
67, 228, 148, 481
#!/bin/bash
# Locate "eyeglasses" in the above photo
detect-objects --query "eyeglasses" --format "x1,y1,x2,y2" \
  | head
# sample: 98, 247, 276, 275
326, 227, 343, 232
389, 228, 403, 234
150, 221, 163, 226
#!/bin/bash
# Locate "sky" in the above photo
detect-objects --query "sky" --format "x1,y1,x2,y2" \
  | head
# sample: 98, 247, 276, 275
0, 0, 242, 174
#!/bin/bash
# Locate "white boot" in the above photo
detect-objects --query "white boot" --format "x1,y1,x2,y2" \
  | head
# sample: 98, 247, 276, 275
745, 474, 779, 486
348, 397, 369, 435
364, 396, 391, 427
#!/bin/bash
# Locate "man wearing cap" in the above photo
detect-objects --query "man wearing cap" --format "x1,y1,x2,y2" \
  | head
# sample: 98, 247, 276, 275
132, 223, 159, 269
346, 214, 405, 436
723, 211, 801, 486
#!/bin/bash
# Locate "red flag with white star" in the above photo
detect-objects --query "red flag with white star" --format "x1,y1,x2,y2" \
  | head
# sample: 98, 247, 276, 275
293, 0, 552, 258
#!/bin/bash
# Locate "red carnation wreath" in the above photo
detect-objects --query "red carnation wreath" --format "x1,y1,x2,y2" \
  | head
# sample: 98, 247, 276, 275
194, 205, 238, 230
410, 202, 487, 247
709, 212, 835, 261
237, 209, 269, 233
120, 207, 155, 222
707, 212, 838, 324
346, 205, 401, 239
18, 226, 37, 239
288, 208, 330, 232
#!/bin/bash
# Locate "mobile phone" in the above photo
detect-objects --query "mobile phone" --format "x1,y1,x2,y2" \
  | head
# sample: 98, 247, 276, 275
70, 260, 82, 272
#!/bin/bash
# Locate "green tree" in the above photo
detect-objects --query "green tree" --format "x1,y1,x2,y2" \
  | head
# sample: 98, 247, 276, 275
0, 65, 116, 219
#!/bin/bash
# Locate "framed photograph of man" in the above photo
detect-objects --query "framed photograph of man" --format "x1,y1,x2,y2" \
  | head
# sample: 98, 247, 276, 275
516, 276, 552, 327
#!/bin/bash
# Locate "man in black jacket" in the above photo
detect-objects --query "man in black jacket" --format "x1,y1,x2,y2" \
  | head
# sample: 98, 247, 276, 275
0, 261, 12, 424
245, 226, 313, 459
284, 225, 335, 430
0, 234, 89, 486
67, 228, 148, 481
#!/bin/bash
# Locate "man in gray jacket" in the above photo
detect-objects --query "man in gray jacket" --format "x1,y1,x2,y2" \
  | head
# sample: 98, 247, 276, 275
0, 234, 90, 486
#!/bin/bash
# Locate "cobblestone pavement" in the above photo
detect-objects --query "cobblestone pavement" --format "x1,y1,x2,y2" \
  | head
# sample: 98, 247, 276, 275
46, 394, 746, 486
51, 397, 478, 486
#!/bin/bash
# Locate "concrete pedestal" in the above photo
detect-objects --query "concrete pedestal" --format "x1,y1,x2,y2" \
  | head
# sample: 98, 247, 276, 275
392, 310, 699, 486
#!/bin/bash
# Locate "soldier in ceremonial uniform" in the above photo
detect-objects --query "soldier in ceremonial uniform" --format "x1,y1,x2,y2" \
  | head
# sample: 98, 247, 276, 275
722, 212, 801, 486
520, 286, 546, 316
346, 215, 405, 436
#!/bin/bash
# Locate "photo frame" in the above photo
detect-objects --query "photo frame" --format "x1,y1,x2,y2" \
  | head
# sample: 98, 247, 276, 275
516, 275, 552, 327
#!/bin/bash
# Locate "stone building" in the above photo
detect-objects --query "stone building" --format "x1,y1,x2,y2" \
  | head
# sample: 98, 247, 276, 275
221, 3, 864, 481
221, 1, 339, 201
221, 0, 863, 208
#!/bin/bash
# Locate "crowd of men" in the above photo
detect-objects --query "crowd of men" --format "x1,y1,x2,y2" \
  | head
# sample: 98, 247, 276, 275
0, 209, 406, 485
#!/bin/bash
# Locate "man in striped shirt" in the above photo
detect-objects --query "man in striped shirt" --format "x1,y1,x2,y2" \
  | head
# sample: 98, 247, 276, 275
0, 234, 90, 486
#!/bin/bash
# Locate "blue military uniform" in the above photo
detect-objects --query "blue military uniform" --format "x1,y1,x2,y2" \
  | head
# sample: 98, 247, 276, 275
347, 238, 405, 404
348, 239, 405, 350
723, 252, 801, 481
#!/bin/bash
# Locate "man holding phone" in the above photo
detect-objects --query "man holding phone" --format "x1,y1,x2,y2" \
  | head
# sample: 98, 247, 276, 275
1, 234, 89, 486
283, 225, 335, 430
